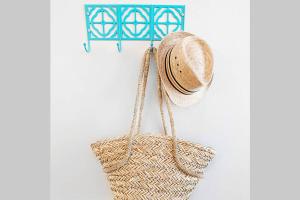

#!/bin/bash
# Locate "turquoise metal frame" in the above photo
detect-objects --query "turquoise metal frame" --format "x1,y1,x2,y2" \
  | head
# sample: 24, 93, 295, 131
83, 4, 185, 52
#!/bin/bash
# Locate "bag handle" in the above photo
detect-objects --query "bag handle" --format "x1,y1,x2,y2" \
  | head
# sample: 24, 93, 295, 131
133, 48, 168, 137
103, 48, 153, 173
106, 47, 200, 177
153, 48, 200, 177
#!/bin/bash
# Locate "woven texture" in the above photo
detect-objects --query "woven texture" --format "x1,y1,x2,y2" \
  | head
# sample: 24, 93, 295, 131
91, 47, 215, 199
91, 134, 215, 199
157, 31, 214, 107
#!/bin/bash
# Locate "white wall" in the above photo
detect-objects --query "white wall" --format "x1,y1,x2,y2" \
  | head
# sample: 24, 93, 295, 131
51, 0, 250, 199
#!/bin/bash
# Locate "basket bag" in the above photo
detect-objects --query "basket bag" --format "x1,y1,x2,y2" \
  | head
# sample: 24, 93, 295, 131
91, 47, 216, 200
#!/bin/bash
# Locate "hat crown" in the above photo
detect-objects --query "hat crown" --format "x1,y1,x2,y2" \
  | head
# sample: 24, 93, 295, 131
169, 36, 213, 92
157, 31, 214, 107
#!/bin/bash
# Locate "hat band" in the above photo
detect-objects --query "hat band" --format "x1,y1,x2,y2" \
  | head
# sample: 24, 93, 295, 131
165, 48, 195, 95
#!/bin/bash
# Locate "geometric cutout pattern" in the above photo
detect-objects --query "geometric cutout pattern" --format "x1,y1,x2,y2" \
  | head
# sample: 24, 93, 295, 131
84, 4, 185, 52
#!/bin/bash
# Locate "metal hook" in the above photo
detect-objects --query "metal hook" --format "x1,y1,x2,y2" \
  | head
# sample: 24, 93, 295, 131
117, 41, 122, 52
83, 40, 91, 53
150, 41, 154, 52
149, 41, 154, 52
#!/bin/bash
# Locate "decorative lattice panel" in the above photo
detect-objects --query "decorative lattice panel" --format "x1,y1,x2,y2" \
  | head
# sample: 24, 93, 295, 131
83, 4, 185, 52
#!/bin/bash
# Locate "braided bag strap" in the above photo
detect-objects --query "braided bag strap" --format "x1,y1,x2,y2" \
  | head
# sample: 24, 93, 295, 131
153, 48, 201, 177
107, 47, 200, 177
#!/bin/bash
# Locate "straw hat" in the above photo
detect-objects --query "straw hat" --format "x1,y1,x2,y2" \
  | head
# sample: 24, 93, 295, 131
157, 31, 214, 107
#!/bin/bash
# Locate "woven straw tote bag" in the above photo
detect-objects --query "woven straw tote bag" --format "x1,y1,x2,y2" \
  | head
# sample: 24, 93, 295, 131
91, 47, 216, 200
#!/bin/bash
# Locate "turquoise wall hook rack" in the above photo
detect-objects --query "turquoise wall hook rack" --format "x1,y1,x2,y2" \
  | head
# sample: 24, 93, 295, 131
83, 4, 185, 53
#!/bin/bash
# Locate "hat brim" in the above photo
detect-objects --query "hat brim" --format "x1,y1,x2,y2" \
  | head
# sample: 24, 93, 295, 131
157, 31, 209, 107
